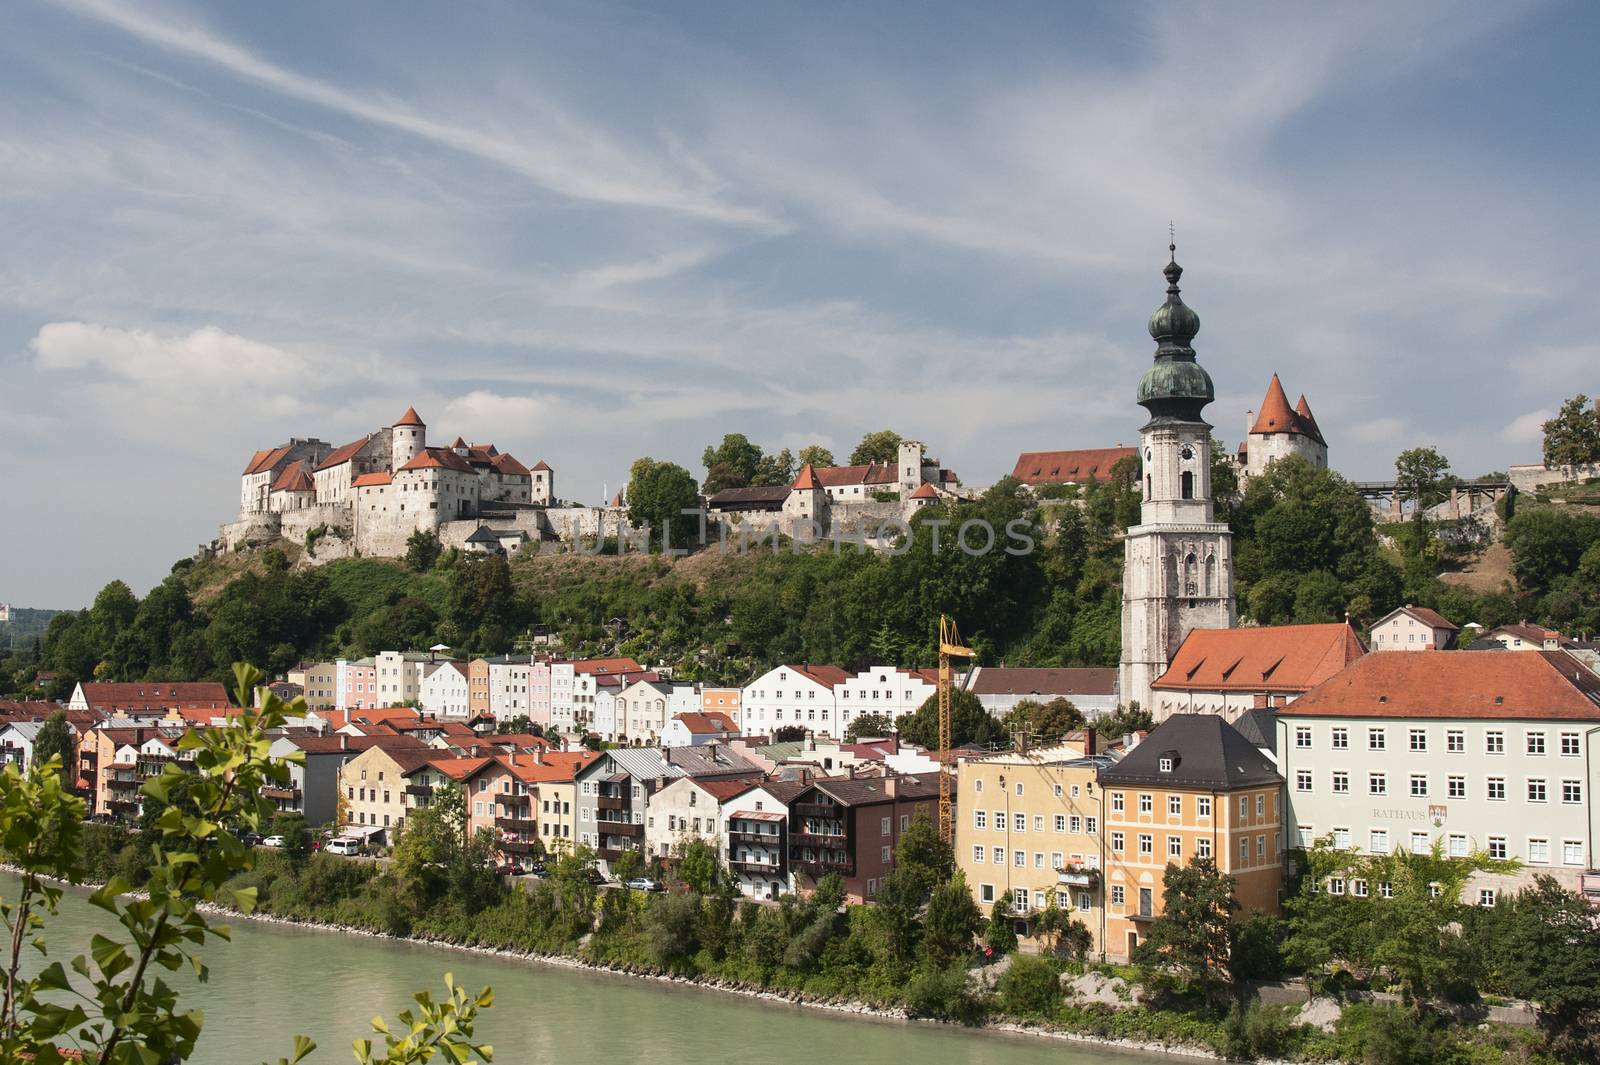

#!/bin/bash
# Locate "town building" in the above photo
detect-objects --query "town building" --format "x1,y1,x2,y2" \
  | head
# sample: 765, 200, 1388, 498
287, 662, 339, 710
834, 666, 939, 730
1149, 623, 1366, 720
1100, 715, 1284, 962
82, 724, 190, 819
953, 737, 1114, 952
1484, 623, 1578, 652
337, 743, 439, 839
1278, 651, 1600, 901
963, 666, 1120, 719
785, 772, 941, 904
1369, 606, 1460, 651
723, 780, 807, 899
1237, 374, 1328, 481
1119, 248, 1237, 715
419, 661, 471, 719
740, 664, 851, 735
644, 776, 751, 860
1009, 447, 1137, 488
662, 711, 740, 747
267, 732, 426, 824
68, 682, 230, 717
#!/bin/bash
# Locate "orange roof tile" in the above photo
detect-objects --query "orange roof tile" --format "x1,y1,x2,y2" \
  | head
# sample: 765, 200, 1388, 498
352, 472, 391, 487
1283, 650, 1600, 720
78, 682, 232, 712
399, 447, 474, 473
1248, 375, 1321, 441
490, 452, 530, 476
393, 406, 426, 427
1294, 395, 1327, 445
813, 463, 896, 488
270, 461, 314, 493
573, 658, 644, 675
673, 711, 739, 735
792, 463, 821, 490
1010, 447, 1136, 486
1152, 624, 1366, 694
790, 664, 852, 689
531, 460, 551, 472
909, 483, 938, 499
314, 434, 376, 472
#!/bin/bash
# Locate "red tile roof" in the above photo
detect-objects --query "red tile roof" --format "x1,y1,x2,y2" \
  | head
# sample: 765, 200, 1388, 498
393, 406, 426, 427
573, 658, 645, 675
967, 666, 1117, 697
243, 446, 293, 476
284, 733, 426, 754
673, 711, 739, 735
1248, 375, 1323, 443
531, 460, 551, 472
909, 483, 938, 499
1294, 395, 1327, 445
450, 436, 467, 448
1010, 447, 1136, 486
314, 434, 376, 472
792, 463, 821, 490
813, 463, 896, 488
270, 461, 314, 493
1283, 650, 1600, 720
1384, 605, 1459, 631
399, 447, 475, 473
490, 452, 530, 477
694, 777, 755, 801
790, 664, 851, 689
78, 682, 232, 713
1152, 624, 1366, 694
352, 472, 392, 487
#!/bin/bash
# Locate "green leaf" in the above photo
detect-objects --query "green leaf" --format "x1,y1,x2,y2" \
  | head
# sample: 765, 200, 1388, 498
33, 959, 71, 991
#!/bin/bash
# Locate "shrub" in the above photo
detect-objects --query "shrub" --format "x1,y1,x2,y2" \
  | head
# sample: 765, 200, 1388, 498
905, 963, 986, 1025
996, 954, 1061, 1018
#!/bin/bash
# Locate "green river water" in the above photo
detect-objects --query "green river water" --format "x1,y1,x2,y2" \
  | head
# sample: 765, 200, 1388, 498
4, 874, 1177, 1065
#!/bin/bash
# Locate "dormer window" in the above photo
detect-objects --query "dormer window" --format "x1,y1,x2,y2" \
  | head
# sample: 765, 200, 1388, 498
1159, 757, 1173, 773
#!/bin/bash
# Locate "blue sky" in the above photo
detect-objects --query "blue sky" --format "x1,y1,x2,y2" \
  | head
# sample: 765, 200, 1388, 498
2, 0, 1597, 607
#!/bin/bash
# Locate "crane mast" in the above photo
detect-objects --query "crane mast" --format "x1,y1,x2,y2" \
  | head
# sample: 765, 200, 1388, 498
937, 614, 973, 844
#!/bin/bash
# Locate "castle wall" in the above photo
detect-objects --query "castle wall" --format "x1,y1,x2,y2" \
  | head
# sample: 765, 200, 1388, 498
219, 513, 281, 550
1509, 461, 1600, 493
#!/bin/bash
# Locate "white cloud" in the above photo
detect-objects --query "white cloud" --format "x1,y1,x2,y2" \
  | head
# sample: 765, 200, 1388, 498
1500, 410, 1551, 445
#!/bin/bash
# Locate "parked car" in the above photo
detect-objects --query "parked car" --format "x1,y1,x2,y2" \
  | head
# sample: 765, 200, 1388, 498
625, 877, 664, 893
325, 837, 361, 856
238, 831, 263, 847
495, 862, 526, 877
260, 835, 286, 848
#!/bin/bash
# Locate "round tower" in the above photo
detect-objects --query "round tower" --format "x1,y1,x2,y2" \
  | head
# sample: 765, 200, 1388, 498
391, 406, 426, 470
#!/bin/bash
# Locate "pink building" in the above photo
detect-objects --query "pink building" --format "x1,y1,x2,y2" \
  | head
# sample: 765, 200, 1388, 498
340, 659, 379, 711
528, 659, 553, 728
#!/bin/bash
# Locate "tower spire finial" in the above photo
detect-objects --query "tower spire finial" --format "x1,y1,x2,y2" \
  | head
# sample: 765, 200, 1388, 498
1168, 220, 1176, 261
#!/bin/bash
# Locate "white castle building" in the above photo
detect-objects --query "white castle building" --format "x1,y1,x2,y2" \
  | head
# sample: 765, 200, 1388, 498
221, 408, 625, 560
1237, 373, 1328, 480
1119, 246, 1238, 714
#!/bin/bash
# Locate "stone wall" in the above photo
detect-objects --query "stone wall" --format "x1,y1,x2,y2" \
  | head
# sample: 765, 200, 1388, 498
281, 505, 355, 563
1509, 461, 1600, 492
219, 513, 281, 550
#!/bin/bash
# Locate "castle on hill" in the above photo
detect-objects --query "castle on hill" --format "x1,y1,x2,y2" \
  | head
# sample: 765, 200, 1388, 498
220, 408, 628, 560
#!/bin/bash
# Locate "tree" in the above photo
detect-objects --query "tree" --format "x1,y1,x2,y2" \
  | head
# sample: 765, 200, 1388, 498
1504, 508, 1600, 595
796, 445, 834, 469
1542, 394, 1600, 468
1096, 704, 1153, 740
609, 848, 646, 884
844, 713, 895, 742
897, 688, 1000, 751
30, 711, 71, 776
771, 725, 808, 742
921, 872, 982, 967
701, 433, 764, 492
750, 448, 794, 488
1000, 697, 1084, 745
405, 530, 442, 572
1134, 857, 1237, 1004
985, 897, 1017, 956
849, 430, 902, 466
1364, 843, 1491, 1007
1494, 875, 1600, 1046
0, 662, 494, 1064
1394, 447, 1454, 514
676, 838, 722, 895
626, 457, 701, 548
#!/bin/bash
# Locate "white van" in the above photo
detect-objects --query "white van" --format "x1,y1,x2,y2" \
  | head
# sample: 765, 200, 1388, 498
325, 837, 360, 856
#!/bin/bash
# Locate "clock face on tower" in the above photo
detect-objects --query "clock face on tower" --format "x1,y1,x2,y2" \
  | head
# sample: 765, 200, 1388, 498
1180, 445, 1195, 461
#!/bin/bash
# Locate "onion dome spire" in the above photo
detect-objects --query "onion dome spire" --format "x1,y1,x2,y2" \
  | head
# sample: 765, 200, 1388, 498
1137, 238, 1215, 425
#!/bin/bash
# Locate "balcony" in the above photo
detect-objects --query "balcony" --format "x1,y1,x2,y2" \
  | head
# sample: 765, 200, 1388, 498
597, 821, 643, 838
1056, 867, 1100, 888
792, 826, 847, 843
405, 784, 433, 798
597, 795, 627, 811
793, 859, 852, 877
793, 802, 837, 819
496, 817, 539, 834
497, 792, 530, 808
106, 776, 142, 792
729, 858, 785, 875
499, 839, 539, 856
729, 829, 783, 846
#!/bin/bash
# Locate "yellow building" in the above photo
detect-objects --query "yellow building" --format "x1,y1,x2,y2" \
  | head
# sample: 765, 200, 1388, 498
288, 662, 338, 711
954, 736, 1113, 954
1100, 715, 1284, 961
337, 743, 438, 838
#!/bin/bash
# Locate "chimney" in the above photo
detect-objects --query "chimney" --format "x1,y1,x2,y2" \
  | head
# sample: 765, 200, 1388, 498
1084, 729, 1097, 756
533, 747, 544, 766
1246, 409, 1254, 439
884, 776, 898, 798
509, 750, 518, 767
846, 764, 856, 779
339, 734, 348, 750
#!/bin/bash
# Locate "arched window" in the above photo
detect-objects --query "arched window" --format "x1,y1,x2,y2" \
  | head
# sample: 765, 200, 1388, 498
1205, 554, 1216, 596
1184, 552, 1198, 597
1181, 470, 1194, 499
1145, 474, 1152, 498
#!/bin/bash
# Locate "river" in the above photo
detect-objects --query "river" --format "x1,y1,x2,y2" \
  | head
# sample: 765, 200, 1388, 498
4, 874, 1180, 1065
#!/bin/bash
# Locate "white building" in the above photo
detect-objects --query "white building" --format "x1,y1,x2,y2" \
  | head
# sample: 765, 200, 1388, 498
723, 781, 799, 899
644, 776, 748, 860
1237, 374, 1328, 481
662, 711, 740, 747
963, 666, 1120, 719
740, 664, 851, 735
1119, 248, 1237, 714
614, 677, 672, 743
488, 658, 532, 721
419, 662, 471, 719
834, 666, 938, 731
1369, 606, 1460, 652
374, 651, 437, 707
1279, 650, 1600, 902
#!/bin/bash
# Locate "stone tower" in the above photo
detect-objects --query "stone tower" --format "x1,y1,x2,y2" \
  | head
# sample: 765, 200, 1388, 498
1119, 246, 1237, 716
897, 439, 926, 496
783, 462, 827, 535
391, 407, 426, 470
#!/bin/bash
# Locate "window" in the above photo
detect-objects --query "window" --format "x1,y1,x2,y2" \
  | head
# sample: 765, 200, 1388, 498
1448, 834, 1467, 858
1051, 851, 1063, 868
972, 846, 985, 863
1478, 889, 1497, 908
992, 846, 1004, 864
1447, 776, 1466, 799
1329, 878, 1346, 896
1488, 836, 1507, 860
980, 883, 995, 904
1014, 851, 1025, 868
1528, 838, 1550, 864
1332, 771, 1349, 794
1561, 732, 1580, 757
1078, 892, 1091, 912
902, 814, 912, 831
1015, 782, 1024, 797
1409, 729, 1427, 752
1054, 814, 1066, 832
1138, 793, 1153, 814
1239, 837, 1250, 863
1564, 779, 1583, 804
1014, 813, 1026, 832
1138, 834, 1153, 856
975, 810, 987, 830
1487, 777, 1506, 801
1013, 887, 1029, 910
1368, 728, 1386, 751
1168, 836, 1182, 858
1564, 840, 1584, 866
1528, 779, 1547, 803
1332, 827, 1351, 849
1486, 731, 1504, 755
1033, 815, 1044, 832
1295, 726, 1312, 749
1527, 731, 1547, 756
1068, 815, 1082, 833
1352, 879, 1368, 898
1197, 797, 1212, 818
1158, 757, 1173, 773
1110, 884, 1125, 906
1256, 795, 1265, 817
1369, 829, 1389, 854
1369, 773, 1387, 796
1166, 795, 1181, 816
1297, 825, 1314, 847
1296, 770, 1312, 792
973, 778, 984, 793
1446, 729, 1464, 753
1331, 727, 1349, 750
1086, 816, 1098, 834
1409, 774, 1428, 798
1111, 792, 1125, 813
993, 809, 1004, 829
1111, 831, 1125, 852
1410, 831, 1428, 852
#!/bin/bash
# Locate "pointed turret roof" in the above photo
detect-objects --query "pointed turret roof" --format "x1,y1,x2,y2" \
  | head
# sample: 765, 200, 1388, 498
450, 436, 467, 449
530, 460, 551, 472
393, 406, 426, 427
1294, 395, 1326, 445
610, 491, 624, 507
792, 463, 822, 490
1248, 375, 1322, 442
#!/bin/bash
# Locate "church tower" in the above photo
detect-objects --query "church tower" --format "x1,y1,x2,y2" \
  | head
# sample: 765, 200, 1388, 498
1119, 245, 1236, 716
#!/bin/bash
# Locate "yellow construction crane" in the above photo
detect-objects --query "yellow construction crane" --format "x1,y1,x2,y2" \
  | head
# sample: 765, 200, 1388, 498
937, 614, 973, 844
